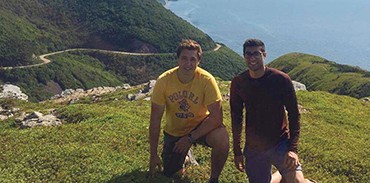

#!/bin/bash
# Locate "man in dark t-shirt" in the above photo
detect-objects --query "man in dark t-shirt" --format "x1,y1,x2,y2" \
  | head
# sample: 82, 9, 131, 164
230, 38, 314, 183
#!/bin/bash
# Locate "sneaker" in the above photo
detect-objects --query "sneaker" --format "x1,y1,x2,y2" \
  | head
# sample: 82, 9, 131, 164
185, 148, 199, 166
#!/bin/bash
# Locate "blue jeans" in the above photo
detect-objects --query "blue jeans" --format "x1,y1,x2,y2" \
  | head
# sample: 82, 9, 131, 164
244, 140, 302, 183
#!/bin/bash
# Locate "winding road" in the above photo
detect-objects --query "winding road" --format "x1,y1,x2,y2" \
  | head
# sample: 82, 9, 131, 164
0, 44, 222, 70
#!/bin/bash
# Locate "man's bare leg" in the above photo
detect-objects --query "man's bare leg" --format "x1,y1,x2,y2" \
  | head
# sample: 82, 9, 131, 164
206, 126, 229, 179
281, 171, 316, 183
271, 171, 284, 183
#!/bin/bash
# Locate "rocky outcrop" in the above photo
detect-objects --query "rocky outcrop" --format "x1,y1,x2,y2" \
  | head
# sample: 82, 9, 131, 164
0, 104, 20, 121
292, 81, 307, 91
0, 84, 28, 101
50, 84, 132, 103
15, 111, 62, 129
361, 97, 370, 102
127, 80, 156, 101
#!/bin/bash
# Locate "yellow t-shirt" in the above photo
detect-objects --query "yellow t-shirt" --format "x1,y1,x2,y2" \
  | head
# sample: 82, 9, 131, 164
151, 67, 222, 137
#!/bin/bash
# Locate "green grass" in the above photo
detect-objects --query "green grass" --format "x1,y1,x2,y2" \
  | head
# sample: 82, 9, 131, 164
268, 53, 370, 99
0, 83, 369, 182
296, 91, 369, 182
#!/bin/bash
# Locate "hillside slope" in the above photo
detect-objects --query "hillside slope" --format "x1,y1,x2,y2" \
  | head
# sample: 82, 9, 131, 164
0, 0, 215, 66
268, 53, 370, 98
0, 83, 368, 182
0, 0, 246, 101
0, 46, 245, 101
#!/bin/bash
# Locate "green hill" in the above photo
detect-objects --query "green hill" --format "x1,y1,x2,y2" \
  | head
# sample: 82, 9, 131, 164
0, 0, 216, 67
0, 0, 246, 101
0, 45, 245, 102
0, 82, 368, 182
268, 53, 370, 98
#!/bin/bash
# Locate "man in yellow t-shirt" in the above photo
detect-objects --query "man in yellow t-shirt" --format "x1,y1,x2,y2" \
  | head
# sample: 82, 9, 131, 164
149, 39, 229, 183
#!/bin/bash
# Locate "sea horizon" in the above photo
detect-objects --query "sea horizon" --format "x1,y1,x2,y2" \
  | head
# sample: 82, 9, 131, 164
165, 0, 370, 71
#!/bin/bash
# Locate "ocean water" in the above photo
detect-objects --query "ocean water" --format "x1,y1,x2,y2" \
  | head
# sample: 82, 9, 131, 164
165, 0, 370, 71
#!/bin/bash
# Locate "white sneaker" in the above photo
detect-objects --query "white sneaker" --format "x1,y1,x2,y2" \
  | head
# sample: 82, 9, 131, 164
184, 148, 199, 166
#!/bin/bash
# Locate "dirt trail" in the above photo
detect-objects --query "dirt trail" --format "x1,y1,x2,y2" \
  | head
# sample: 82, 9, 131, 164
0, 44, 222, 70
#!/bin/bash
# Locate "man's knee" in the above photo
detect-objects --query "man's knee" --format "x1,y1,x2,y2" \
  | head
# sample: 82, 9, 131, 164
283, 171, 306, 183
206, 126, 229, 151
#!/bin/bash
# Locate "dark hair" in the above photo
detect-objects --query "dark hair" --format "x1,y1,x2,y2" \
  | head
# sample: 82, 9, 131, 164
243, 38, 265, 55
176, 39, 203, 59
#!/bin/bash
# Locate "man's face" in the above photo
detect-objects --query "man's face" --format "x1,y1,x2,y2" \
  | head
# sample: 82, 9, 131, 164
244, 46, 266, 72
178, 49, 200, 74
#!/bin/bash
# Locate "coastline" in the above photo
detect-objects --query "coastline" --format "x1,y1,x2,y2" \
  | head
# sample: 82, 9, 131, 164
164, 0, 370, 71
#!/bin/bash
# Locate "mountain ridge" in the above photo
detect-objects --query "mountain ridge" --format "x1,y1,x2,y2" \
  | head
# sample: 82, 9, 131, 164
1, 0, 369, 101
0, 0, 246, 101
268, 52, 370, 98
0, 0, 216, 66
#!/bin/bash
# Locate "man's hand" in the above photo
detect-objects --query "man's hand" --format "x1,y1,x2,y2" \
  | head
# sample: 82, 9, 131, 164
234, 155, 245, 172
284, 151, 300, 171
173, 136, 192, 154
148, 154, 162, 178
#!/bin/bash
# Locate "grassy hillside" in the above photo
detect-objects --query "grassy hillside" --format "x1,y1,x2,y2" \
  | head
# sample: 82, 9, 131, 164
81, 45, 246, 85
0, 0, 215, 66
0, 53, 123, 101
0, 46, 245, 102
0, 0, 246, 102
268, 53, 370, 98
0, 82, 368, 182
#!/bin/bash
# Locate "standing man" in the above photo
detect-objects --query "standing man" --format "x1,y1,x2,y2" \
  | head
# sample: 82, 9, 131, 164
230, 38, 313, 183
149, 39, 229, 183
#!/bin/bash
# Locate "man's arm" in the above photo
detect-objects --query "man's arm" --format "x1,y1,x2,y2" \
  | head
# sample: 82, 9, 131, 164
230, 78, 244, 156
283, 79, 300, 152
189, 100, 223, 140
189, 75, 224, 140
173, 100, 223, 154
149, 102, 165, 177
282, 77, 301, 170
230, 78, 245, 172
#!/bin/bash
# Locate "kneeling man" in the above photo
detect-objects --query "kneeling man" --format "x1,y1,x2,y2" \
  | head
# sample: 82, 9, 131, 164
149, 39, 229, 183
